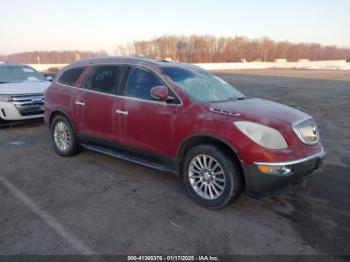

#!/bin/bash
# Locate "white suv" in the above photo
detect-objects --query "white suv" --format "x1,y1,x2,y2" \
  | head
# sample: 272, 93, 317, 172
0, 64, 51, 123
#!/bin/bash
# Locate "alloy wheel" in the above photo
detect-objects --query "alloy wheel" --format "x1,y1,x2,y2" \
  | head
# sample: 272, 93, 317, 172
53, 121, 71, 152
188, 154, 226, 200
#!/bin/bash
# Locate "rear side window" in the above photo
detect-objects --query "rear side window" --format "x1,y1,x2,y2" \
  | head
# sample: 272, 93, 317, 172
58, 67, 85, 86
124, 67, 163, 101
84, 65, 125, 95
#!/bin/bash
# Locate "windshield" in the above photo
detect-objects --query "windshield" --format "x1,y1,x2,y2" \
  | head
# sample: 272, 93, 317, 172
161, 66, 244, 103
0, 65, 45, 83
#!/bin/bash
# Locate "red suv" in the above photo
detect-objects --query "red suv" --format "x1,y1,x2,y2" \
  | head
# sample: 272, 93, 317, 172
44, 57, 325, 209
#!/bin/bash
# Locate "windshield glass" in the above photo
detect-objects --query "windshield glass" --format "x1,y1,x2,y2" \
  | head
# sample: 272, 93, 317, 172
161, 66, 244, 103
0, 65, 45, 83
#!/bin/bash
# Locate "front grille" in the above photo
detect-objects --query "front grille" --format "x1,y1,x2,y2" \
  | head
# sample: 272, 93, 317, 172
12, 93, 44, 116
293, 118, 319, 145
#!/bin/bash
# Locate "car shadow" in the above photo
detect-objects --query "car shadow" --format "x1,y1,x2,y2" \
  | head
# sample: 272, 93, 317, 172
0, 118, 44, 129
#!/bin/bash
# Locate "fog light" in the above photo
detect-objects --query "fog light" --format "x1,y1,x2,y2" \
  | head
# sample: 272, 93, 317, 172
257, 164, 292, 175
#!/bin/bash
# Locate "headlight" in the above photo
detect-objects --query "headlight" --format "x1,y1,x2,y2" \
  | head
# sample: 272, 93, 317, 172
234, 121, 288, 149
293, 118, 319, 145
0, 95, 12, 102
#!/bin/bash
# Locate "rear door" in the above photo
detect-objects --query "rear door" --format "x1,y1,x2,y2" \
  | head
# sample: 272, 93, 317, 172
78, 65, 126, 144
118, 66, 180, 157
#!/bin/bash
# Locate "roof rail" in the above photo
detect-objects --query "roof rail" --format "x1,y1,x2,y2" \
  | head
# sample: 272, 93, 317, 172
132, 55, 171, 63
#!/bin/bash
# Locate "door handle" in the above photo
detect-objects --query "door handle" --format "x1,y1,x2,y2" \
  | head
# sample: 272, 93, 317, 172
75, 101, 85, 106
116, 109, 128, 115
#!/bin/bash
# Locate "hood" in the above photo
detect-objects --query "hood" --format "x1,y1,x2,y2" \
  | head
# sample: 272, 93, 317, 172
0, 81, 50, 95
209, 98, 310, 128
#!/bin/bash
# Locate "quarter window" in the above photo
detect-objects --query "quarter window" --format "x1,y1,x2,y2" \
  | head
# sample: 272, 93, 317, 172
84, 66, 124, 94
124, 67, 163, 101
58, 67, 85, 86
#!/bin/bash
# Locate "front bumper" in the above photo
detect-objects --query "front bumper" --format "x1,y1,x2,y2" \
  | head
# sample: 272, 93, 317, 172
0, 101, 44, 121
242, 150, 326, 197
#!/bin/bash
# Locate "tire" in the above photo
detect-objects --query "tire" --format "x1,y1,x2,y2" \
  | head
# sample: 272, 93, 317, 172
182, 144, 243, 209
0, 117, 6, 126
50, 114, 79, 157
0, 117, 10, 129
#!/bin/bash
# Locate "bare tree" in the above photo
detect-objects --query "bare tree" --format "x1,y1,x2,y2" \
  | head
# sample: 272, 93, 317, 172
3, 36, 350, 64
118, 35, 350, 63
3, 50, 106, 63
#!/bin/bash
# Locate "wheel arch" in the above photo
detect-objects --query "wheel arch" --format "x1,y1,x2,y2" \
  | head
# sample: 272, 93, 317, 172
48, 110, 74, 130
176, 134, 245, 181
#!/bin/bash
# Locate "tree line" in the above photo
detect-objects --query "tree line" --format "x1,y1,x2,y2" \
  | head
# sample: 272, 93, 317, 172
1, 36, 349, 64
117, 35, 350, 63
0, 50, 107, 64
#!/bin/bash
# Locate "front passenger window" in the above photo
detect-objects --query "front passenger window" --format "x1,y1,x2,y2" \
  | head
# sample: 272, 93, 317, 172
85, 66, 124, 95
124, 67, 163, 101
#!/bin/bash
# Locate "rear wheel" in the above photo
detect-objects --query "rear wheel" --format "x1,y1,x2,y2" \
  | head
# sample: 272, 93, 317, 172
50, 115, 79, 156
182, 144, 243, 209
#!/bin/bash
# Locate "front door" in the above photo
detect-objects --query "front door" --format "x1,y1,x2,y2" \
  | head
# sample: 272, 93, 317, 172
118, 66, 180, 157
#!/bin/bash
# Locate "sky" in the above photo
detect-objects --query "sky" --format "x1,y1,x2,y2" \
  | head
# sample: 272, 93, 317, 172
0, 0, 349, 54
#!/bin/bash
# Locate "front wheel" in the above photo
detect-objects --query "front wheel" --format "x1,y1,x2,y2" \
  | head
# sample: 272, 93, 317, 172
50, 115, 79, 157
0, 117, 7, 127
182, 145, 243, 209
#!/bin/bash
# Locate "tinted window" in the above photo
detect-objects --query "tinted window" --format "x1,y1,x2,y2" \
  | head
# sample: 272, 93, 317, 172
84, 65, 124, 94
58, 67, 85, 86
124, 67, 163, 101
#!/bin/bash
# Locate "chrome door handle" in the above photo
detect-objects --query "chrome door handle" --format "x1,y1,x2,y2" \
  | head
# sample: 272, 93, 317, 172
116, 109, 128, 115
75, 101, 85, 106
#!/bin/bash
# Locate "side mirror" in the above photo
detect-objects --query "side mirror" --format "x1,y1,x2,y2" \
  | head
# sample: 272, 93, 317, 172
150, 85, 169, 101
46, 76, 53, 82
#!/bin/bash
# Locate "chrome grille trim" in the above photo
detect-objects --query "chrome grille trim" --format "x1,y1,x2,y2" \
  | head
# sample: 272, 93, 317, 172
12, 94, 44, 106
11, 93, 44, 116
254, 148, 325, 166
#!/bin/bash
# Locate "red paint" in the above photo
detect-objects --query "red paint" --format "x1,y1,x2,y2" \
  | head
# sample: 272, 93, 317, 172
150, 85, 169, 101
44, 57, 322, 167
